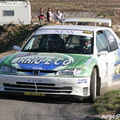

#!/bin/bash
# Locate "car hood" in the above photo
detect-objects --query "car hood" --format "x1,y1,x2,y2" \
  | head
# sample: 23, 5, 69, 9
1, 52, 96, 71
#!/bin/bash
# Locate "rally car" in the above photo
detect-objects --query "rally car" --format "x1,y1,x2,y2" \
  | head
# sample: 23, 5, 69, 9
0, 18, 120, 102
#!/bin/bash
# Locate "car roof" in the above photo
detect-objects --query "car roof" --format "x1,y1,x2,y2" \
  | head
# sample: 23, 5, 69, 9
62, 18, 112, 27
38, 25, 111, 32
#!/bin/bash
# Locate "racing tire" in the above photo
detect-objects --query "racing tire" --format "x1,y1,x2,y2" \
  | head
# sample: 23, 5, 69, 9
89, 68, 97, 102
83, 68, 97, 103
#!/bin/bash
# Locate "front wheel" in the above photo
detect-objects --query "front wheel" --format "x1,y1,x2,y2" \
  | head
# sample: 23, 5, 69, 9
83, 68, 97, 103
89, 68, 97, 102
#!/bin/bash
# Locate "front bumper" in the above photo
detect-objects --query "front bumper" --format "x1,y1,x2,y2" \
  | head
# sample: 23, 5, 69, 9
0, 74, 90, 98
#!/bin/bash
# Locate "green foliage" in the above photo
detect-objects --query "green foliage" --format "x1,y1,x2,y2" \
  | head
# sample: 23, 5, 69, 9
92, 90, 120, 114
96, 13, 114, 18
96, 13, 108, 17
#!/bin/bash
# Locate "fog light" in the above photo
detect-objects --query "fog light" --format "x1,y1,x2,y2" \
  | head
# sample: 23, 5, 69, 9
83, 87, 88, 95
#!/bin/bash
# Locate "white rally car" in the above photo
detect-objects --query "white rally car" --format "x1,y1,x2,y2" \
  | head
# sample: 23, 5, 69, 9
0, 18, 120, 102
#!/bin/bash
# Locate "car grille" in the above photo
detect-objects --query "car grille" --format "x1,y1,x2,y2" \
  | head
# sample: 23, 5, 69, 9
3, 82, 72, 94
17, 69, 57, 75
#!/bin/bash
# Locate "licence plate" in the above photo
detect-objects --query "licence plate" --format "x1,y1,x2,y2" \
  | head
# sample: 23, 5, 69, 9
24, 92, 45, 96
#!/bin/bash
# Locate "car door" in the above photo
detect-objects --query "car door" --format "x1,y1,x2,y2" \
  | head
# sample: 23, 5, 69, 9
104, 29, 120, 84
96, 30, 118, 87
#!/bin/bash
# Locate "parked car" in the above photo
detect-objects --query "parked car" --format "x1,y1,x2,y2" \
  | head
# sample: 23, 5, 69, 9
0, 18, 120, 102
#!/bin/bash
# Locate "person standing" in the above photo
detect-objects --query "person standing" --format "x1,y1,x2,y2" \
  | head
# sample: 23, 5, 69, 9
47, 8, 53, 23
54, 9, 64, 23
37, 7, 45, 25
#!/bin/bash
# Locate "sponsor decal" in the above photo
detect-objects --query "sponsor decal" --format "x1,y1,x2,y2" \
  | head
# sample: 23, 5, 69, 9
32, 66, 42, 70
11, 54, 75, 75
79, 18, 98, 21
12, 54, 74, 75
13, 56, 72, 66
84, 58, 94, 66
83, 31, 92, 34
113, 49, 120, 81
27, 80, 43, 83
112, 75, 120, 82
77, 79, 87, 84
15, 53, 37, 58
54, 30, 74, 34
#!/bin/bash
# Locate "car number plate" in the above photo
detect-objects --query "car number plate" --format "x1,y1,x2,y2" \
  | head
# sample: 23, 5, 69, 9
24, 92, 45, 96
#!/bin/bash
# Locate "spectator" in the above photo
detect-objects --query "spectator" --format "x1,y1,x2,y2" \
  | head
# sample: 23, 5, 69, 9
54, 9, 64, 23
47, 8, 54, 23
37, 7, 45, 25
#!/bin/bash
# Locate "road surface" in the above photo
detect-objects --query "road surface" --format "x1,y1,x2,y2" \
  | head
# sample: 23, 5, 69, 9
0, 95, 103, 120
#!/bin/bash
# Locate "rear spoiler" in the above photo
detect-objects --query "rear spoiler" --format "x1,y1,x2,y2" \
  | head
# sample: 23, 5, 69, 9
62, 18, 112, 27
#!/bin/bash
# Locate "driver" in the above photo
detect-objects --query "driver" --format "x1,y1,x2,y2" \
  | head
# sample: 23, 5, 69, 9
47, 34, 64, 51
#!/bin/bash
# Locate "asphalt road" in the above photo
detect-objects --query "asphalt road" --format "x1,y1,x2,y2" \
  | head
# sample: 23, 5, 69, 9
0, 95, 103, 120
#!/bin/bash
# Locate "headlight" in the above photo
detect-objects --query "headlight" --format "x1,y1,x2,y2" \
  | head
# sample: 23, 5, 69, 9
57, 68, 82, 76
0, 65, 17, 73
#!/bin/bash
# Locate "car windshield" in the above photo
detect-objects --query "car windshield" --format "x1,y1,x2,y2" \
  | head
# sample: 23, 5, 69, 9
22, 33, 93, 54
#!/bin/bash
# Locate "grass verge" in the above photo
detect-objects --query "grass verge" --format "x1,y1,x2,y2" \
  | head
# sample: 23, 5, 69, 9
92, 90, 120, 115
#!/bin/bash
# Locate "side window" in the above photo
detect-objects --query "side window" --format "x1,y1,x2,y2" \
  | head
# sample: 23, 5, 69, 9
104, 30, 118, 51
96, 31, 110, 52
3, 10, 14, 16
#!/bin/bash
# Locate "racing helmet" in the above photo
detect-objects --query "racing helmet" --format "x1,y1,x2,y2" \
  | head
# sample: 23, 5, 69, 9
47, 34, 62, 49
80, 36, 92, 48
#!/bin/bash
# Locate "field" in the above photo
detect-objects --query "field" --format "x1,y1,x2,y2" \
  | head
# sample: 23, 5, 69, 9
30, 0, 120, 13
30, 0, 120, 23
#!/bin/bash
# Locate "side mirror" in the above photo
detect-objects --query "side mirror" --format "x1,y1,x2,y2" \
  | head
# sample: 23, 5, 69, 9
13, 46, 21, 51
98, 51, 108, 56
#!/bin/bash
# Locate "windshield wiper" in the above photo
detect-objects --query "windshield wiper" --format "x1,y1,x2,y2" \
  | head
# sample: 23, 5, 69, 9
22, 49, 42, 52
